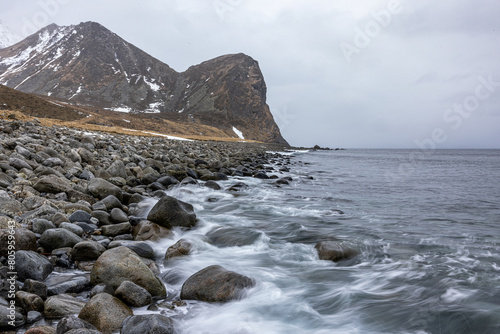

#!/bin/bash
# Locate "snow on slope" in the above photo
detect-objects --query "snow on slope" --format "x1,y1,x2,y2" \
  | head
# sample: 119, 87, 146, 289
0, 21, 20, 49
232, 126, 245, 140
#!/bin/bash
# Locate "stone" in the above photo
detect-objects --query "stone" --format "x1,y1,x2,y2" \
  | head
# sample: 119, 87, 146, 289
100, 195, 123, 211
15, 291, 44, 312
66, 329, 102, 334
46, 276, 91, 296
25, 325, 57, 334
147, 195, 196, 229
56, 316, 98, 334
43, 157, 64, 168
114, 280, 152, 307
121, 314, 175, 334
315, 241, 359, 262
9, 157, 33, 170
109, 208, 128, 223
106, 160, 127, 179
30, 218, 56, 234
15, 250, 54, 282
180, 265, 254, 303
204, 180, 221, 190
107, 240, 155, 259
27, 310, 43, 323
69, 210, 92, 224
44, 294, 86, 319
60, 222, 85, 237
157, 175, 179, 187
227, 182, 249, 191
90, 246, 166, 297
78, 293, 132, 334
133, 220, 173, 241
206, 227, 261, 247
33, 175, 72, 194
23, 279, 48, 299
71, 241, 106, 261
87, 178, 122, 201
0, 196, 22, 217
0, 304, 25, 329
39, 228, 83, 252
91, 210, 111, 226
0, 228, 37, 256
101, 222, 131, 237
164, 239, 192, 261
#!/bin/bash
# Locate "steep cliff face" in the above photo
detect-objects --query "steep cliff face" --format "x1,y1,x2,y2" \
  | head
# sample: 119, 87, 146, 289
0, 22, 288, 145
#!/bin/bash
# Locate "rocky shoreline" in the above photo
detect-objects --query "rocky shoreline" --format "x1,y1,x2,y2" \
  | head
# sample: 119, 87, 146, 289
0, 117, 298, 334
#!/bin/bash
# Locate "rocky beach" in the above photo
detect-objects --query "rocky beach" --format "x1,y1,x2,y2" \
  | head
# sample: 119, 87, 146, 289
0, 116, 302, 333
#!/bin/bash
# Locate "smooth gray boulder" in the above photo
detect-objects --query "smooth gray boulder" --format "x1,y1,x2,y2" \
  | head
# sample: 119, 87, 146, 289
78, 293, 132, 334
39, 228, 83, 251
315, 241, 359, 262
87, 178, 122, 201
147, 196, 196, 229
114, 281, 152, 307
121, 314, 176, 334
15, 250, 54, 282
44, 294, 86, 319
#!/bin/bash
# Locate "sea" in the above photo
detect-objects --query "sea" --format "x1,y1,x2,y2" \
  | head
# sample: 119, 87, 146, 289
38, 149, 500, 334
144, 149, 500, 334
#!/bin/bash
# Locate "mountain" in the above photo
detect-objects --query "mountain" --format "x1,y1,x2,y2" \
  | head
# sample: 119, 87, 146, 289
0, 20, 20, 49
0, 22, 288, 145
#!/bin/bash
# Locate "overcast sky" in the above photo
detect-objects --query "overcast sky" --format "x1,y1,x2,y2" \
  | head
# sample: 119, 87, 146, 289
1, 0, 499, 148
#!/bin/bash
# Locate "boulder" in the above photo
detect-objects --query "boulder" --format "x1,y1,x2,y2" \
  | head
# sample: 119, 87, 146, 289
15, 250, 54, 282
114, 280, 152, 307
314, 241, 359, 262
59, 222, 85, 237
107, 240, 155, 259
39, 228, 83, 252
99, 195, 123, 211
56, 316, 98, 334
26, 310, 43, 323
87, 178, 122, 201
69, 210, 92, 224
30, 218, 56, 234
22, 279, 48, 299
71, 241, 106, 261
78, 293, 132, 334
0, 196, 22, 217
44, 294, 86, 318
46, 276, 91, 296
90, 246, 166, 297
133, 220, 173, 241
106, 160, 127, 179
109, 208, 128, 223
180, 265, 254, 303
25, 325, 57, 334
147, 196, 196, 229
206, 227, 261, 247
164, 239, 192, 261
121, 314, 175, 334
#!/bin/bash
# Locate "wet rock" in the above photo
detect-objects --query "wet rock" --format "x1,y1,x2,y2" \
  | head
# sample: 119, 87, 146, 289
44, 294, 86, 319
90, 246, 166, 297
204, 180, 221, 190
43, 157, 64, 168
157, 175, 179, 188
121, 314, 175, 334
0, 196, 22, 217
147, 195, 196, 229
91, 210, 111, 226
133, 220, 173, 241
66, 329, 102, 334
15, 250, 54, 282
78, 293, 132, 334
46, 276, 92, 296
206, 227, 261, 247
101, 222, 131, 237
106, 160, 127, 179
39, 228, 83, 252
71, 241, 106, 261
9, 157, 33, 171
0, 228, 37, 256
315, 241, 359, 262
114, 280, 152, 307
0, 172, 14, 188
164, 239, 192, 261
227, 182, 249, 192
107, 240, 155, 259
87, 178, 122, 201
56, 316, 98, 334
27, 310, 43, 323
15, 291, 44, 313
0, 304, 25, 329
180, 265, 254, 303
22, 279, 48, 300
180, 177, 197, 186
100, 195, 123, 211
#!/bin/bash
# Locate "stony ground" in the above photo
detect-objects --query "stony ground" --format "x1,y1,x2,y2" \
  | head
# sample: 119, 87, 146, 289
0, 118, 295, 334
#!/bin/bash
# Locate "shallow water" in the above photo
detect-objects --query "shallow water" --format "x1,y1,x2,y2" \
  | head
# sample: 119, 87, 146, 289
135, 149, 499, 334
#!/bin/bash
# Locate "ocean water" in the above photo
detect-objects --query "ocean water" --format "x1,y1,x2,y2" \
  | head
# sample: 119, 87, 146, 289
146, 149, 500, 334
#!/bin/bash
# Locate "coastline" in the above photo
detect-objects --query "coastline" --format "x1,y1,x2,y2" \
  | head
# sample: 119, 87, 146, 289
0, 118, 293, 333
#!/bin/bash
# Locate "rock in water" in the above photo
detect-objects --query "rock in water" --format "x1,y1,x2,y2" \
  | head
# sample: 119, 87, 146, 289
44, 294, 86, 319
121, 314, 176, 334
114, 280, 152, 307
147, 195, 196, 229
180, 265, 254, 302
90, 246, 166, 297
56, 316, 99, 334
15, 250, 54, 281
78, 293, 132, 334
315, 241, 359, 262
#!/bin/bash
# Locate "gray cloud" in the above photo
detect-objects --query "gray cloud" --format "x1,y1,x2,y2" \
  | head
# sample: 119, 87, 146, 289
1, 0, 499, 148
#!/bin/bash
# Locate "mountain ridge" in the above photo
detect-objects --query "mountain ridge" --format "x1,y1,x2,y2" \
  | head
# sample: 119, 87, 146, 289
0, 21, 288, 145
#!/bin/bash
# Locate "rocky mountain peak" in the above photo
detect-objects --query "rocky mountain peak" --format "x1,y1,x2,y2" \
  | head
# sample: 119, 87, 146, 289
0, 22, 288, 145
